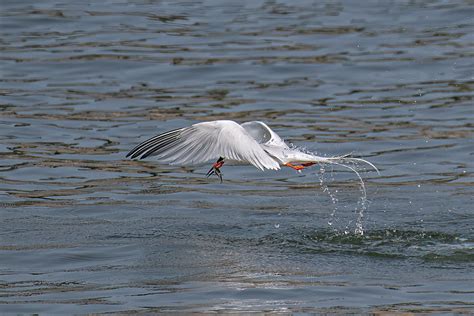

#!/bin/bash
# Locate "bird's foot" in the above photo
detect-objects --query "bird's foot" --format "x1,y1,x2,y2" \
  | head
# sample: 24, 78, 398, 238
206, 157, 225, 182
284, 162, 316, 172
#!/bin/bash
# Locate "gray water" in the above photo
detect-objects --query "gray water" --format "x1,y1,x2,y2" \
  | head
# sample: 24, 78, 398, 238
1, 0, 473, 314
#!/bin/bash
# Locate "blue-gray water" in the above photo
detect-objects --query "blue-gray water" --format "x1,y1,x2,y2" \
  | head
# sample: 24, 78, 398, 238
1, 0, 473, 314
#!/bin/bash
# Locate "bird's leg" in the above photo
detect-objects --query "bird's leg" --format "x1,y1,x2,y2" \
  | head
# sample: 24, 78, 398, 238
284, 162, 316, 171
206, 157, 225, 182
284, 163, 305, 171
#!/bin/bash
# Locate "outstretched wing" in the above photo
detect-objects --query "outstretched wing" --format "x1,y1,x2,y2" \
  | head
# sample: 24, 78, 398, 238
126, 120, 280, 171
240, 121, 289, 148
240, 121, 291, 164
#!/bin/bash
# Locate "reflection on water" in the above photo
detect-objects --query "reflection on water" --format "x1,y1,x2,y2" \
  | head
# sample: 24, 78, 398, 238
1, 0, 473, 314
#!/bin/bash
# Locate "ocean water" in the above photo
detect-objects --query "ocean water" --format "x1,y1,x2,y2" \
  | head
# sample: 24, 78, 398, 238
1, 0, 473, 313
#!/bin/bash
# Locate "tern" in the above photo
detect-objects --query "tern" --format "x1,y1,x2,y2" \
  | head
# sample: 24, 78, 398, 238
126, 120, 378, 182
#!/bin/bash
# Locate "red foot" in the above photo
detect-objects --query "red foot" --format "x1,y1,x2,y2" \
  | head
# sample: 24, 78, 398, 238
284, 162, 316, 171
284, 163, 305, 171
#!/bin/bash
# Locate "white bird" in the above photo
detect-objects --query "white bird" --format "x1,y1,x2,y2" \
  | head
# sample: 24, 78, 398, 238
126, 120, 378, 182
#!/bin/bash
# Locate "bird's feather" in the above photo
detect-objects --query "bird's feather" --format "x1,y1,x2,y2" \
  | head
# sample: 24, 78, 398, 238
126, 120, 280, 171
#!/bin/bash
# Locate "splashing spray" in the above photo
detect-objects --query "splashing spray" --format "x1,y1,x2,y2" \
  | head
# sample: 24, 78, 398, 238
310, 153, 378, 236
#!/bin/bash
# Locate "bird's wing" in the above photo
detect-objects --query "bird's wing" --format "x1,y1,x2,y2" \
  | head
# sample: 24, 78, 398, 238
126, 120, 280, 171
240, 121, 289, 148
240, 121, 293, 164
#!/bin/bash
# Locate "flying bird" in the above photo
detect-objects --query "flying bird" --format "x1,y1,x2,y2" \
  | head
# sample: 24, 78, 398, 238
126, 120, 378, 182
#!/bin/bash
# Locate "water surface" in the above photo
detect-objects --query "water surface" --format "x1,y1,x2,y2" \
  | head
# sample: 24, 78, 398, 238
1, 0, 473, 314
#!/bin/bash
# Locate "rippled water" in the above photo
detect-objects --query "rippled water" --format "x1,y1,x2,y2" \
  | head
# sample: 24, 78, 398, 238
1, 0, 473, 313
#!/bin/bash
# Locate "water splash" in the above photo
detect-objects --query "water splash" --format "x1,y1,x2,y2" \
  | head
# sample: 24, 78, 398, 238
310, 152, 377, 236
333, 160, 369, 236
318, 165, 339, 228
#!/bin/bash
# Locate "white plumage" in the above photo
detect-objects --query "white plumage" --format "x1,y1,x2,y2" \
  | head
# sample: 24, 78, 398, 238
127, 120, 378, 177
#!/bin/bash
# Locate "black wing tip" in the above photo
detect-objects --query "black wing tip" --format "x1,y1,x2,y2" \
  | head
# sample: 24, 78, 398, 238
126, 126, 186, 161
126, 150, 138, 159
130, 153, 142, 160
139, 150, 153, 160
126, 150, 144, 160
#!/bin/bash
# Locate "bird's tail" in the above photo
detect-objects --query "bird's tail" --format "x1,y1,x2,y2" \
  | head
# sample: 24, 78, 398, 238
313, 154, 379, 175
293, 152, 379, 175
